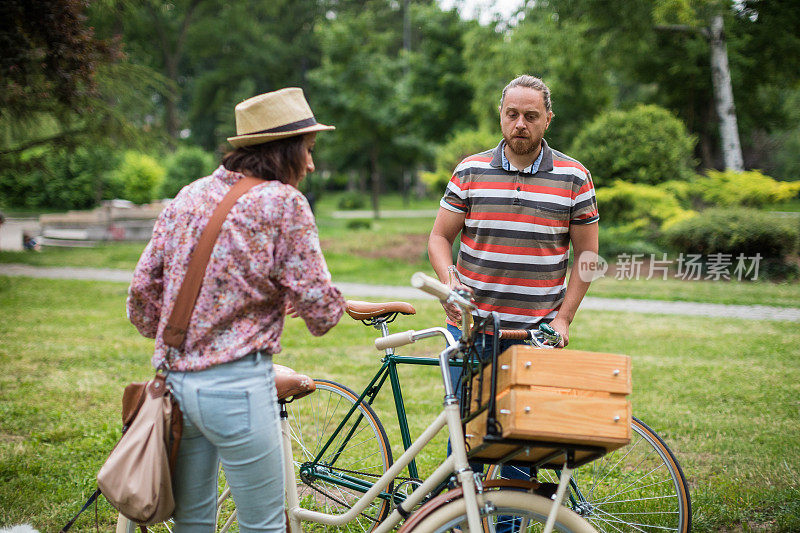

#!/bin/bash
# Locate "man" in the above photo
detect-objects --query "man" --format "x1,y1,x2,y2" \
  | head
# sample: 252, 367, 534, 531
428, 75, 598, 346
429, 75, 599, 512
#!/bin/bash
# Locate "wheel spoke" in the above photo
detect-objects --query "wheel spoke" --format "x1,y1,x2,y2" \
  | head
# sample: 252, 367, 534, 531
286, 380, 393, 531
486, 418, 690, 533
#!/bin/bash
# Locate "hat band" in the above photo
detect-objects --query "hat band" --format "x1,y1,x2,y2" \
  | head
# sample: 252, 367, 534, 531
246, 117, 318, 136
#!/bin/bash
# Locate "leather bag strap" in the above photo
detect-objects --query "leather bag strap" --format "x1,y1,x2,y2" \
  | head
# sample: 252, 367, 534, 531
163, 176, 264, 348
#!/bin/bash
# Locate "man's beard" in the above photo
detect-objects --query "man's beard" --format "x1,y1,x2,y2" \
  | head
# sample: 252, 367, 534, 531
504, 133, 539, 155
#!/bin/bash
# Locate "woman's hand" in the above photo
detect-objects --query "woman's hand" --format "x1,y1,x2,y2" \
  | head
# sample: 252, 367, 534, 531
285, 301, 300, 319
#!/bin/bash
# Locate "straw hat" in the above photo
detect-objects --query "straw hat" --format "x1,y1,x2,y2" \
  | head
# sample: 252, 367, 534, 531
227, 88, 334, 147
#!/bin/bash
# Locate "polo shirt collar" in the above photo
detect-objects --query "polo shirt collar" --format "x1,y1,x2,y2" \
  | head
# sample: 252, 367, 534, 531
490, 139, 554, 173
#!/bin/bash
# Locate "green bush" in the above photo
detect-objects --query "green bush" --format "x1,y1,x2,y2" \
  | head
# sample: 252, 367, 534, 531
598, 224, 665, 258
596, 180, 695, 234
162, 146, 216, 198
693, 169, 800, 208
112, 151, 166, 205
337, 192, 367, 210
570, 105, 696, 186
663, 208, 799, 279
346, 218, 372, 230
0, 147, 121, 210
421, 129, 498, 194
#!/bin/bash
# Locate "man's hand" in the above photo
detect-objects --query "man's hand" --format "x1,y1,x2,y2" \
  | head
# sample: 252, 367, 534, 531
549, 315, 570, 348
428, 208, 468, 323
442, 277, 473, 324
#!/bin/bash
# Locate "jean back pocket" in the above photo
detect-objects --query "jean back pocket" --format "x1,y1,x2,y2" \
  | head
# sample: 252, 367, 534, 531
197, 389, 251, 438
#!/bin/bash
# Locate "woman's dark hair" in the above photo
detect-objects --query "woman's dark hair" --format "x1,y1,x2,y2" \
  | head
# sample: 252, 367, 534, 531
221, 134, 308, 184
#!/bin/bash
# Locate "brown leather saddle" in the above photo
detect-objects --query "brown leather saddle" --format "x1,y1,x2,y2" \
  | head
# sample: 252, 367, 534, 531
345, 300, 416, 321
274, 364, 316, 402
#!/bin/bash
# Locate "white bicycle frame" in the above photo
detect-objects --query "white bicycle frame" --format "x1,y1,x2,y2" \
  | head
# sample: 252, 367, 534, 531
283, 328, 487, 532
120, 275, 577, 533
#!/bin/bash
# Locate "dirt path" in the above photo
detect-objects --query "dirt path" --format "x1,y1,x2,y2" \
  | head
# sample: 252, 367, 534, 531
2, 263, 799, 322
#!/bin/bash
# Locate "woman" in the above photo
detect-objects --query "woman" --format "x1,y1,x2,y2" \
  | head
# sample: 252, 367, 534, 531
127, 88, 345, 532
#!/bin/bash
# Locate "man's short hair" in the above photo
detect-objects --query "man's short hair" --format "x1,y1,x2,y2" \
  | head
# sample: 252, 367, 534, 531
500, 75, 552, 114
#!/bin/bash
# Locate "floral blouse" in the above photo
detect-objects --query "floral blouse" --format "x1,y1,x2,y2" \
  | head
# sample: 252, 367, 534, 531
127, 166, 345, 371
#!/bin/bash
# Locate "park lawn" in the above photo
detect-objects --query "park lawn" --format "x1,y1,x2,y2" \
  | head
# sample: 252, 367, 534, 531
311, 191, 441, 216
3, 237, 800, 308
585, 275, 800, 308
1, 276, 799, 531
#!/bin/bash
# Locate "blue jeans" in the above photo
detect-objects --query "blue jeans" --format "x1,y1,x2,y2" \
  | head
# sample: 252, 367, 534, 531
166, 352, 285, 532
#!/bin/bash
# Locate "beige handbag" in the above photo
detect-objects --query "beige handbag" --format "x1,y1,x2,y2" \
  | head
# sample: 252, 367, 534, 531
97, 374, 180, 524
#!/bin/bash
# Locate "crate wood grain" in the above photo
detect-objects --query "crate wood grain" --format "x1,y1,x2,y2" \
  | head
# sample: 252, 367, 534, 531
492, 346, 631, 395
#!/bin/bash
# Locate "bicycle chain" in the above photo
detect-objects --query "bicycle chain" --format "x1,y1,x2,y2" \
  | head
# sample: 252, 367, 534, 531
322, 465, 417, 484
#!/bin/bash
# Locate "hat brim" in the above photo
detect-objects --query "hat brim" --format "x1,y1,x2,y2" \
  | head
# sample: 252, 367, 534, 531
227, 123, 335, 147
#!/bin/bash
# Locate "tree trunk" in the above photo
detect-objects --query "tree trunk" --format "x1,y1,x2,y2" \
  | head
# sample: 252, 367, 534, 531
146, 0, 201, 148
163, 55, 180, 144
709, 14, 744, 171
370, 147, 381, 219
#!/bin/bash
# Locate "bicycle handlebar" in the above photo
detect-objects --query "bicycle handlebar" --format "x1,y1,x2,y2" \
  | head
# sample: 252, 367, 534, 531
410, 272, 452, 300
374, 330, 415, 350
499, 323, 562, 348
374, 326, 456, 351
411, 272, 475, 312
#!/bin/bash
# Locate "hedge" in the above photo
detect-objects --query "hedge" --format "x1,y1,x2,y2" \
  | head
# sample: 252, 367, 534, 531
663, 208, 799, 279
570, 104, 696, 186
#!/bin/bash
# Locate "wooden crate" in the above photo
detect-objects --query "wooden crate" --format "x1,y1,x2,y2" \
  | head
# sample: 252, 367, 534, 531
464, 345, 632, 467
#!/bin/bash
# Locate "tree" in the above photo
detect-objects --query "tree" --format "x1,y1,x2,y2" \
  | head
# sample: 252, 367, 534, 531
0, 0, 166, 209
309, 0, 476, 213
653, 4, 744, 170
548, 0, 800, 171
88, 0, 325, 150
308, 6, 404, 216
463, 4, 614, 151
0, 0, 120, 155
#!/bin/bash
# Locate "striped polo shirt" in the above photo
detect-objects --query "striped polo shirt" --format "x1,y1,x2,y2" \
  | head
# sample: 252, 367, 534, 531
441, 139, 598, 329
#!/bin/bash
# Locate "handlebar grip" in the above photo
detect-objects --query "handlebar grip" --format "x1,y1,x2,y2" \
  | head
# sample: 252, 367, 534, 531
375, 330, 416, 350
410, 272, 452, 300
499, 329, 530, 340
539, 323, 558, 336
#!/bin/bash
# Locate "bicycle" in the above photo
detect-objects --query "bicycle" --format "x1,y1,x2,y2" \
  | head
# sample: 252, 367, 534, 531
283, 287, 691, 532
118, 273, 599, 532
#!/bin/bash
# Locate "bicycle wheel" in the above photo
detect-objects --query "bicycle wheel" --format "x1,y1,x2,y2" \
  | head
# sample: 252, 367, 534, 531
485, 416, 691, 533
287, 379, 394, 532
400, 488, 597, 532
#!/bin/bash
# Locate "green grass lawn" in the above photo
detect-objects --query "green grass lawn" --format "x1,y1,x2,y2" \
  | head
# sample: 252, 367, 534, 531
1, 276, 798, 531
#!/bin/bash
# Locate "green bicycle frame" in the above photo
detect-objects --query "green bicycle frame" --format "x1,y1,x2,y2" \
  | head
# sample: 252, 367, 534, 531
309, 353, 445, 489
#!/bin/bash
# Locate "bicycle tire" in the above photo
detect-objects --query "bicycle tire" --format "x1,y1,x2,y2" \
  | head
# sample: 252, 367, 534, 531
485, 416, 691, 533
399, 488, 597, 532
287, 379, 394, 532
